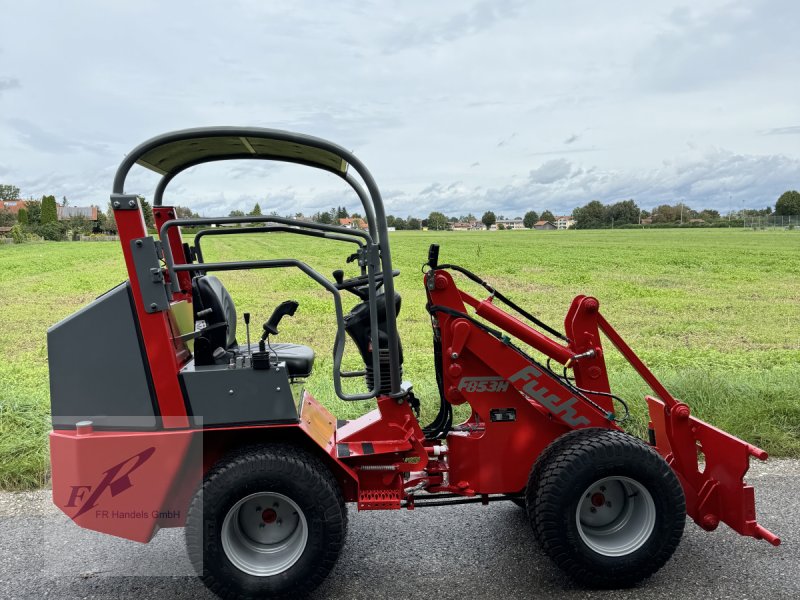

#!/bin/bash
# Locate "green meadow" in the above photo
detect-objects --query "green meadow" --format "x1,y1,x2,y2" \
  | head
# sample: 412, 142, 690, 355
1, 228, 798, 489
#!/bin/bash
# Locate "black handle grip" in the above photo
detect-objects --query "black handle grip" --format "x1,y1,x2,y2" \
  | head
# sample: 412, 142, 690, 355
427, 244, 440, 269
332, 269, 345, 285
262, 300, 299, 338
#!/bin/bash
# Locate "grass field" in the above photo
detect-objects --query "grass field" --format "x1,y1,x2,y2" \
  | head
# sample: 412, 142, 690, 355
1, 228, 799, 489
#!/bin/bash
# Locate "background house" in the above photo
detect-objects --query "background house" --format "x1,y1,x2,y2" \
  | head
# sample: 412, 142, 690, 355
534, 220, 557, 230
0, 200, 26, 214
338, 217, 367, 230
555, 215, 575, 229
496, 218, 525, 230
58, 206, 98, 220
452, 219, 482, 231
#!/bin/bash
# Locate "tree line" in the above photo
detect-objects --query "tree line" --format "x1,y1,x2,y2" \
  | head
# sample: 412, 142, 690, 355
570, 190, 799, 229
0, 184, 202, 242
4, 182, 798, 240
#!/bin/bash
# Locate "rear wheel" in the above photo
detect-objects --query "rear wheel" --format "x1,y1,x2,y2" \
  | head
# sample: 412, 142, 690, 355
526, 429, 685, 588
186, 444, 346, 599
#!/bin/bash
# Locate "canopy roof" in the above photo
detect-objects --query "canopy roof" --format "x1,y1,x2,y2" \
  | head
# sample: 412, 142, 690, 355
134, 132, 348, 177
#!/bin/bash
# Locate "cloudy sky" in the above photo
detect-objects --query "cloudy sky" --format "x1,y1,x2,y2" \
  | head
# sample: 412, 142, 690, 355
1, 0, 798, 217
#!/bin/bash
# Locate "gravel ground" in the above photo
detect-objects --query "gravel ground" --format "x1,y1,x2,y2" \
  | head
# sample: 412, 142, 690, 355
0, 459, 797, 599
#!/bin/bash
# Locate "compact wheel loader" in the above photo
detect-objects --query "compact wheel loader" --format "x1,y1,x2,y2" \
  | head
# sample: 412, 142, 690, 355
48, 127, 780, 598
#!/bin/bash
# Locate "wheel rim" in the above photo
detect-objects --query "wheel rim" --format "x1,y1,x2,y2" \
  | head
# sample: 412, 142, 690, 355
575, 476, 656, 557
221, 492, 308, 576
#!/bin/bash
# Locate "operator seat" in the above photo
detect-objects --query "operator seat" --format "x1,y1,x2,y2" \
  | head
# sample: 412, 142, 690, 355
191, 275, 315, 378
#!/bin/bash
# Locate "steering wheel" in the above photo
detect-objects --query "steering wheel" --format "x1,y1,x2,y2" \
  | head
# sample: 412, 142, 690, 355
333, 269, 400, 298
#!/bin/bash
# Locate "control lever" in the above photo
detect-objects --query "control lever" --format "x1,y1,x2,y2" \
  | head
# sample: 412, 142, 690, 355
332, 270, 345, 285
262, 300, 299, 338
427, 244, 440, 269
243, 312, 252, 364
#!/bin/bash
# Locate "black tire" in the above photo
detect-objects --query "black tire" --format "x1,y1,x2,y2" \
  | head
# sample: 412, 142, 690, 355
186, 444, 347, 599
525, 428, 685, 588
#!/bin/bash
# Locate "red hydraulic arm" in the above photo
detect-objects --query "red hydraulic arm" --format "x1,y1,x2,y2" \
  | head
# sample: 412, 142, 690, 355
428, 266, 780, 547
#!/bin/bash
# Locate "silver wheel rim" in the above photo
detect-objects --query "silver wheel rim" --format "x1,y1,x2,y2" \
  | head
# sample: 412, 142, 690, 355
576, 476, 656, 557
221, 492, 308, 576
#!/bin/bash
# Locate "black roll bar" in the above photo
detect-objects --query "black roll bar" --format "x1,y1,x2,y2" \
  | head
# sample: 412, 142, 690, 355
170, 258, 378, 401
159, 215, 384, 401
192, 225, 365, 265
113, 127, 402, 396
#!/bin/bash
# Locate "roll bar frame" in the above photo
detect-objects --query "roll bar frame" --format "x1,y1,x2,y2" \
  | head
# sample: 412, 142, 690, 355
113, 127, 402, 397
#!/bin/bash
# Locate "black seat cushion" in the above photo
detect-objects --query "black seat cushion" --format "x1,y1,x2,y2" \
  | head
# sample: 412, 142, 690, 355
239, 342, 315, 379
192, 275, 237, 349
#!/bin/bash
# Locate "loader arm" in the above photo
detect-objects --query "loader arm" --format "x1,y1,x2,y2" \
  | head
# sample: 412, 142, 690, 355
427, 264, 780, 547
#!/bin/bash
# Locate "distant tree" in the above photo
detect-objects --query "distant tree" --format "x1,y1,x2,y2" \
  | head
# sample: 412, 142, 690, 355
0, 184, 20, 200
481, 211, 496, 229
393, 218, 407, 230
386, 215, 396, 227
106, 201, 118, 232
25, 199, 42, 225
175, 206, 200, 219
428, 211, 450, 231
228, 209, 246, 217
0, 209, 15, 227
606, 199, 640, 225
351, 212, 362, 220
249, 203, 262, 216
740, 207, 773, 217
11, 223, 27, 244
37, 221, 66, 241
139, 198, 155, 228
775, 190, 800, 215
407, 217, 421, 230
497, 223, 506, 230
651, 203, 681, 223
17, 207, 28, 225
41, 195, 58, 224
61, 196, 69, 207
67, 215, 91, 237
336, 206, 349, 219
314, 211, 333, 224
573, 201, 607, 229
523, 210, 539, 229
540, 210, 555, 223
93, 206, 107, 232
698, 209, 721, 221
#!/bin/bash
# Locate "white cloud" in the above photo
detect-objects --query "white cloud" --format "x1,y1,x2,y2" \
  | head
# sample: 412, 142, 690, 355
0, 0, 797, 217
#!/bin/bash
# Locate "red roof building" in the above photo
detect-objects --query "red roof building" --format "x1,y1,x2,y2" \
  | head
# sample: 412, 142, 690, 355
0, 200, 26, 214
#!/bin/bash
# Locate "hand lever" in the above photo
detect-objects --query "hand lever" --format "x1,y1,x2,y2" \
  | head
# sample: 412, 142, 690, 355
427, 244, 440, 269
262, 300, 299, 338
243, 312, 252, 360
332, 269, 345, 285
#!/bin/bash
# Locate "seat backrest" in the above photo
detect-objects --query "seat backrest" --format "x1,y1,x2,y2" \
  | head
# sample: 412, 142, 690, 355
192, 275, 237, 349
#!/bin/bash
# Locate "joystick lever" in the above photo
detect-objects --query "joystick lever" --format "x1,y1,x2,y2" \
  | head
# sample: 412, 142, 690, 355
262, 300, 299, 339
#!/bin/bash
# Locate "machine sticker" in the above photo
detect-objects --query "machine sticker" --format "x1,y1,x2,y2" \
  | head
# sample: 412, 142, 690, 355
66, 446, 156, 518
509, 366, 591, 427
458, 376, 510, 393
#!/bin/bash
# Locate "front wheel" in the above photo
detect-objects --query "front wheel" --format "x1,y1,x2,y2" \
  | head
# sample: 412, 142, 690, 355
526, 429, 685, 588
186, 444, 347, 599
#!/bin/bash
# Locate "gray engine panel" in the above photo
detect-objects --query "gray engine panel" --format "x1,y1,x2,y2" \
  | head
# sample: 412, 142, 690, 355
48, 282, 158, 429
180, 361, 298, 427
